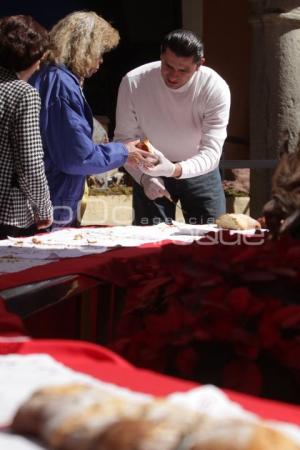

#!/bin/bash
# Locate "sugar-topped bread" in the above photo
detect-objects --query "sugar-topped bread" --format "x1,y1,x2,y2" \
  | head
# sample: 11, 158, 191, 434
11, 383, 299, 450
216, 213, 261, 230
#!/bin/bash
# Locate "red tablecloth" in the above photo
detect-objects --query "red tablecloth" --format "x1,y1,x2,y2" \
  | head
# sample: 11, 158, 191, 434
1, 236, 300, 414
0, 243, 166, 340
1, 338, 300, 427
1, 294, 300, 427
0, 299, 26, 337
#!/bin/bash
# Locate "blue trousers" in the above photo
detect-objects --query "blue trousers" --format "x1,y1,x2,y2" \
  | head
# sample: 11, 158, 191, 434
132, 168, 226, 225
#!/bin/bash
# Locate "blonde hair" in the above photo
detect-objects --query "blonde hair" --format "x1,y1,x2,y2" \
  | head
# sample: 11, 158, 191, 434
45, 11, 119, 78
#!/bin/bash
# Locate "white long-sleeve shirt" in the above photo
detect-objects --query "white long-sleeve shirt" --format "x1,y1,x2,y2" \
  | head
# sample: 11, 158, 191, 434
114, 61, 230, 179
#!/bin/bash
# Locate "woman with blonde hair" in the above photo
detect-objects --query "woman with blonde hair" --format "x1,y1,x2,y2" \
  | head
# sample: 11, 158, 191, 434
30, 11, 149, 229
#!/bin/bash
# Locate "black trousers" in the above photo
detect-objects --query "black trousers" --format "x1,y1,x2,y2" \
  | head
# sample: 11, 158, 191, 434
132, 169, 226, 226
0, 223, 38, 240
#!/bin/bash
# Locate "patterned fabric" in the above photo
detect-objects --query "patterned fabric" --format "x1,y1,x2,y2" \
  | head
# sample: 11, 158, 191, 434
0, 66, 52, 228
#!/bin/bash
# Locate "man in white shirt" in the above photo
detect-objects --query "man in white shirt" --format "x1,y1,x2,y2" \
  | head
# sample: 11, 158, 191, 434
114, 29, 231, 225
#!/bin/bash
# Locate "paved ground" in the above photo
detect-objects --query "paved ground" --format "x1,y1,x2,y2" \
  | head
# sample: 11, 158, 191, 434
81, 194, 250, 226
81, 194, 184, 226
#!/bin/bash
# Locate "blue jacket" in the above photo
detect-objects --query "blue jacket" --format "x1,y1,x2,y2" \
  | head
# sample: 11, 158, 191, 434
30, 64, 128, 227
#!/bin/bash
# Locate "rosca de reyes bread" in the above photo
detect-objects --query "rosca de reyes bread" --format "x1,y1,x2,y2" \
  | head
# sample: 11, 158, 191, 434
11, 383, 299, 450
136, 138, 159, 166
178, 418, 299, 450
216, 213, 261, 230
136, 138, 156, 154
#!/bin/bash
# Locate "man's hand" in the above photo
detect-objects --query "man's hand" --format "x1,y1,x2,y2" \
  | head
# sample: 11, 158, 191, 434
141, 148, 180, 177
125, 140, 157, 168
141, 175, 171, 200
36, 218, 53, 230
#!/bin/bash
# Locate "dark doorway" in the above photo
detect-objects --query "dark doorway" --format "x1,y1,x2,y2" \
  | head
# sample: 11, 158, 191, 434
1, 0, 182, 136
82, 0, 183, 136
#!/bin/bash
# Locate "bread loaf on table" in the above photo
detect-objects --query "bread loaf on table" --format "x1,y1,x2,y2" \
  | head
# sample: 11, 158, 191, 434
92, 418, 299, 450
216, 213, 261, 230
89, 418, 184, 450
179, 418, 299, 450
11, 383, 299, 450
11, 384, 89, 435
12, 383, 145, 450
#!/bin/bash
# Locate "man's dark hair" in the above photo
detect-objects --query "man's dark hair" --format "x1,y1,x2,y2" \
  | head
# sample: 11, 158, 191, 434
0, 15, 49, 72
161, 29, 204, 63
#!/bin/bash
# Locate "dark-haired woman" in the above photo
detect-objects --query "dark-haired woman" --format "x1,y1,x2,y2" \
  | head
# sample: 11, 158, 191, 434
0, 15, 53, 239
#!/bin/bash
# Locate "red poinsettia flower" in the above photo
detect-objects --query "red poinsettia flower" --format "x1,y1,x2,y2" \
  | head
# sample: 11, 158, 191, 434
103, 235, 300, 403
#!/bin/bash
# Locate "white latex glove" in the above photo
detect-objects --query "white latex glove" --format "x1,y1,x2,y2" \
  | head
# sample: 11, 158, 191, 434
140, 149, 176, 177
141, 175, 171, 200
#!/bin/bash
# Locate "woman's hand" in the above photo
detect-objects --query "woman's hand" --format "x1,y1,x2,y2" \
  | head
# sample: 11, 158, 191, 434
125, 140, 158, 168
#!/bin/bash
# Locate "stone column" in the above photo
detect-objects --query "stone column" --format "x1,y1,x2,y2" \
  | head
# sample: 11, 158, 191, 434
249, 1, 300, 217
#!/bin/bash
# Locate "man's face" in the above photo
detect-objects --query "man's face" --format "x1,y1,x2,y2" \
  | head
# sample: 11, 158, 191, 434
160, 47, 201, 89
